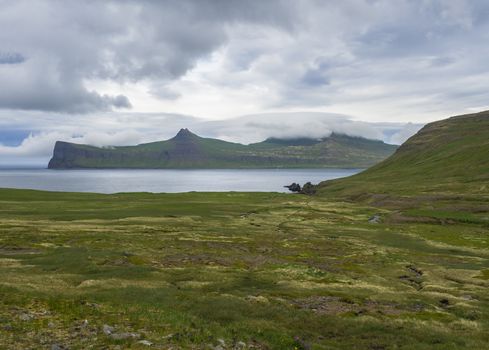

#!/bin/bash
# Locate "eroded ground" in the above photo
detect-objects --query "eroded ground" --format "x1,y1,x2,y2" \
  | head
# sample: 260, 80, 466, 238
0, 190, 488, 349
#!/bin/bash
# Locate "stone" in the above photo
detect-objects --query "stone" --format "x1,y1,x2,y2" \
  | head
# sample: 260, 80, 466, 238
86, 302, 101, 309
284, 183, 301, 192
137, 340, 153, 346
19, 313, 33, 321
110, 332, 140, 340
235, 341, 247, 349
300, 182, 317, 195
102, 324, 114, 335
368, 215, 381, 224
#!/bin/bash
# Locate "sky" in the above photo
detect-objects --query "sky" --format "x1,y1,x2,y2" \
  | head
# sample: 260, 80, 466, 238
1, 0, 489, 165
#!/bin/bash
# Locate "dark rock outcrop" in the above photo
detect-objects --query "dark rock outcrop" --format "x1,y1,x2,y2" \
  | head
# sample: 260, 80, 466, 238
284, 182, 317, 195
285, 183, 301, 192
300, 182, 317, 195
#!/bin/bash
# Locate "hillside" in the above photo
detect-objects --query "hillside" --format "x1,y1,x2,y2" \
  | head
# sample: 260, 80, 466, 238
317, 110, 489, 197
48, 128, 397, 169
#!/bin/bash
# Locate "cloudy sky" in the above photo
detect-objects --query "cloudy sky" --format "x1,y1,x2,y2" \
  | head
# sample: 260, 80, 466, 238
1, 0, 488, 165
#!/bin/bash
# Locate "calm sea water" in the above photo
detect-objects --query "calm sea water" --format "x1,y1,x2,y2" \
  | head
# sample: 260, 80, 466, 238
0, 168, 362, 193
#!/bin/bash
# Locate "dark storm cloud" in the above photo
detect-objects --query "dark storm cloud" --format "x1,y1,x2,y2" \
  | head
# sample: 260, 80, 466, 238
0, 0, 297, 113
301, 68, 330, 87
1, 0, 489, 119
0, 60, 132, 113
0, 52, 25, 65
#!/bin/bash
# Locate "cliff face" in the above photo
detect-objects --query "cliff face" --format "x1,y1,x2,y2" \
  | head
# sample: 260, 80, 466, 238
48, 141, 87, 169
48, 129, 398, 169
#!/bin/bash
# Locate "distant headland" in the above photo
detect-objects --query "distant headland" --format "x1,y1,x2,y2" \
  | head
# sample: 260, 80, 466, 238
48, 129, 397, 169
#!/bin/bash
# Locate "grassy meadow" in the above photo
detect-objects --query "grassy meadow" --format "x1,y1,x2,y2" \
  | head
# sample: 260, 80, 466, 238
0, 188, 488, 349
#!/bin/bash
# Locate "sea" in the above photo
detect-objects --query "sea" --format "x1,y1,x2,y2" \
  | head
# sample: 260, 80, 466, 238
0, 168, 362, 193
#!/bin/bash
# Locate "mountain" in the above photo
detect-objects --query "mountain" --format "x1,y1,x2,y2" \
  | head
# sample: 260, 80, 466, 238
317, 110, 489, 197
48, 128, 397, 169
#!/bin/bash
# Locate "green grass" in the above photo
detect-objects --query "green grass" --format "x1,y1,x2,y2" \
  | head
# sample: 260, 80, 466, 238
317, 110, 489, 197
0, 188, 488, 349
49, 130, 397, 169
2, 110, 489, 349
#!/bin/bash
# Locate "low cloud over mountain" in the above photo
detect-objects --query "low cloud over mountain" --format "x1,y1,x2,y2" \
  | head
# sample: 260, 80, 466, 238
0, 111, 422, 166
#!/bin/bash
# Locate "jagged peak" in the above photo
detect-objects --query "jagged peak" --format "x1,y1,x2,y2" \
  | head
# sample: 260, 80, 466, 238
173, 128, 198, 140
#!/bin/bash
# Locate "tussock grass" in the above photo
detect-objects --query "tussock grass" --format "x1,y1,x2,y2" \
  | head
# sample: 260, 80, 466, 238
0, 188, 488, 348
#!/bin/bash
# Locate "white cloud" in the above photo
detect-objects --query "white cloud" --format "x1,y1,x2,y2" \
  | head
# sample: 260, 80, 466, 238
1, 1, 489, 120
0, 111, 422, 166
0, 0, 487, 166
198, 113, 385, 144
0, 130, 146, 156
389, 123, 424, 144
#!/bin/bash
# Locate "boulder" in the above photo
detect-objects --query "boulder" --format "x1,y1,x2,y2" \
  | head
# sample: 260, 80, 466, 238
137, 340, 153, 346
102, 324, 114, 335
285, 183, 301, 192
368, 215, 381, 224
300, 182, 317, 195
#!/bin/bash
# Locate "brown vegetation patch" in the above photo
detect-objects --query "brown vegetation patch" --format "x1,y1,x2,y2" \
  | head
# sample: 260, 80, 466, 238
0, 246, 42, 255
159, 253, 230, 267
398, 265, 424, 290
292, 296, 406, 316
385, 212, 438, 224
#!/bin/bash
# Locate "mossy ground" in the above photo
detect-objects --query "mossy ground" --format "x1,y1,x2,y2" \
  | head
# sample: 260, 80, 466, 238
0, 189, 488, 349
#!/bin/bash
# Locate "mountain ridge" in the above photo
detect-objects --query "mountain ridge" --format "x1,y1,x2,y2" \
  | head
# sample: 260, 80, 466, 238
48, 129, 397, 169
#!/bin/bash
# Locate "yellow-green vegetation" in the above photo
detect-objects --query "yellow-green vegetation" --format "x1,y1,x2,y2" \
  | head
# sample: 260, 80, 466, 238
1, 111, 489, 349
0, 188, 488, 349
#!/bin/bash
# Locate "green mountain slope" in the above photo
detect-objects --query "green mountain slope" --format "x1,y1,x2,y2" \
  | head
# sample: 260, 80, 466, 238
48, 128, 397, 169
317, 110, 489, 197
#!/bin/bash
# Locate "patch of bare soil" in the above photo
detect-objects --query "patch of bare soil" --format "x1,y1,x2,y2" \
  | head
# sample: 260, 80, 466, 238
291, 296, 407, 316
